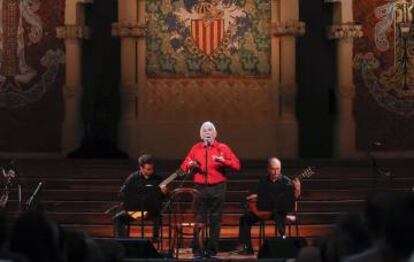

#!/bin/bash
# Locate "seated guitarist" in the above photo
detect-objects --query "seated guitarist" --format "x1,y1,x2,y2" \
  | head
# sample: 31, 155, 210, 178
113, 154, 167, 242
236, 157, 301, 255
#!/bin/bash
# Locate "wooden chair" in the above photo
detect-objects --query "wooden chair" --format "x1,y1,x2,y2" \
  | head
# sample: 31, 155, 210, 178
167, 188, 204, 258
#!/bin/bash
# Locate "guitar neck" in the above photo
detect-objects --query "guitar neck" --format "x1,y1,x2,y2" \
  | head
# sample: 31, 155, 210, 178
293, 167, 314, 181
159, 170, 181, 187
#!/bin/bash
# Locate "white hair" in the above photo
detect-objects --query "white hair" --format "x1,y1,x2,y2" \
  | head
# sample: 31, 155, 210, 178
199, 121, 217, 142
268, 157, 281, 168
200, 121, 216, 133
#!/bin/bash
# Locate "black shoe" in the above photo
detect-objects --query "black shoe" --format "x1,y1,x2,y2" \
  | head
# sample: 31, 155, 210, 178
192, 249, 203, 259
235, 246, 254, 255
152, 236, 160, 243
205, 249, 217, 258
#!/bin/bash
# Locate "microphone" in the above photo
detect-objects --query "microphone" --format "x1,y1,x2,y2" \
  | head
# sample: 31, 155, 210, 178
203, 137, 211, 147
26, 182, 43, 208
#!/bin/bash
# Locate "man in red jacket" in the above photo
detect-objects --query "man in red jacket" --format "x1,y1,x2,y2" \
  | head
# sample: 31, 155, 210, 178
181, 121, 241, 257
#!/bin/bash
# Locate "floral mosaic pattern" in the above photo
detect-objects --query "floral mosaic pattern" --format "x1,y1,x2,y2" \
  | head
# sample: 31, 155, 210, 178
353, 0, 414, 150
146, 0, 271, 77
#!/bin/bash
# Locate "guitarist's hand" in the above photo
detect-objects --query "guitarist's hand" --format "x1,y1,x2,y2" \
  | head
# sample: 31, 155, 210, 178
292, 178, 301, 198
246, 194, 258, 201
160, 185, 168, 194
189, 160, 200, 169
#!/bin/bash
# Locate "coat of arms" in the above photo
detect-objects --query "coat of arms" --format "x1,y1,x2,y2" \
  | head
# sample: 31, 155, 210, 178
174, 0, 246, 57
145, 0, 271, 76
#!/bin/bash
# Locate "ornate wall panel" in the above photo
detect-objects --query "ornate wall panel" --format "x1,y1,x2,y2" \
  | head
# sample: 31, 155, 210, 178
353, 0, 414, 151
0, 0, 65, 152
145, 0, 271, 77
144, 78, 274, 123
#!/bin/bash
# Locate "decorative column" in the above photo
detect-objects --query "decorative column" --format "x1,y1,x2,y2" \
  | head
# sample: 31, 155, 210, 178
112, 0, 144, 158
57, 0, 92, 155
326, 0, 363, 158
273, 0, 305, 158
136, 0, 147, 158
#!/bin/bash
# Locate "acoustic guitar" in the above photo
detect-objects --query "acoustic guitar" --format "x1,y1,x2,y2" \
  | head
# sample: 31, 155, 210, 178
247, 167, 315, 219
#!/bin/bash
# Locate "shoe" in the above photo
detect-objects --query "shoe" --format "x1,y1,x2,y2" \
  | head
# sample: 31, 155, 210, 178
205, 249, 217, 258
235, 246, 254, 255
192, 249, 203, 259
152, 236, 160, 243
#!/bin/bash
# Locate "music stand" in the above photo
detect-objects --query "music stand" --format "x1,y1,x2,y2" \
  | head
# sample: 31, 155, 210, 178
133, 185, 163, 239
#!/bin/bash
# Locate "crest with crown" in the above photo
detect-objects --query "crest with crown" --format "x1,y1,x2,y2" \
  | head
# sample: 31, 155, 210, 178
189, 1, 225, 56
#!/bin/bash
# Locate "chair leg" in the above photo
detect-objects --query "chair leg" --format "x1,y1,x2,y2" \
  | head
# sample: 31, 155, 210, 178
179, 228, 184, 249
295, 220, 299, 238
194, 224, 205, 254
258, 221, 261, 247
259, 220, 265, 247
175, 228, 181, 259
127, 221, 131, 238
169, 227, 178, 259
288, 223, 291, 237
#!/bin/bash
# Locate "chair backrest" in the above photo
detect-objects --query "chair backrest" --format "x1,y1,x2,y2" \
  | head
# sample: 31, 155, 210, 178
169, 188, 201, 226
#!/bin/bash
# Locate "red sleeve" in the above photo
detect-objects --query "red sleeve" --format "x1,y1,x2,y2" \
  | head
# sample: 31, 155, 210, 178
180, 144, 197, 172
220, 144, 241, 171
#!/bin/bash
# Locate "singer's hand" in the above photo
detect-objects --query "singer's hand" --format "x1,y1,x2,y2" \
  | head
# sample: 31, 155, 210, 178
213, 155, 224, 163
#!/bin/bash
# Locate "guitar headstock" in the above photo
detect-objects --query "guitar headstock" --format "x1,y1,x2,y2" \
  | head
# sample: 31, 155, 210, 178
299, 166, 315, 179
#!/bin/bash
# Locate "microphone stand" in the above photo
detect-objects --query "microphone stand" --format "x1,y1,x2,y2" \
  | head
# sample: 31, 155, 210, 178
18, 184, 22, 211
203, 143, 209, 256
140, 196, 145, 239
25, 182, 43, 210
14, 160, 22, 211
368, 145, 393, 192
368, 150, 379, 192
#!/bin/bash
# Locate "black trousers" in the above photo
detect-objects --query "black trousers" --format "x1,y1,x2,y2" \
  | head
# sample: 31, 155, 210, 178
113, 211, 161, 238
238, 210, 287, 247
193, 182, 227, 253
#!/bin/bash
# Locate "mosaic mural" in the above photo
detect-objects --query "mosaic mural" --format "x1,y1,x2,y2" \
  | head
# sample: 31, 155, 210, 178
145, 0, 271, 77
0, 0, 65, 152
0, 0, 65, 109
353, 0, 414, 150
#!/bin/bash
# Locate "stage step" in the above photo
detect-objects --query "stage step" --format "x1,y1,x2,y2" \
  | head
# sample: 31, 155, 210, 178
1, 158, 412, 244
4, 199, 366, 213
9, 177, 414, 190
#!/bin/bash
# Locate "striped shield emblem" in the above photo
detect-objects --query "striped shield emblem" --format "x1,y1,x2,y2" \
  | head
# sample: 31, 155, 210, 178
191, 19, 224, 56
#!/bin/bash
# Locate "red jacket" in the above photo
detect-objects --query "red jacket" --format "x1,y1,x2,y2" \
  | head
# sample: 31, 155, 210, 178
181, 140, 241, 184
